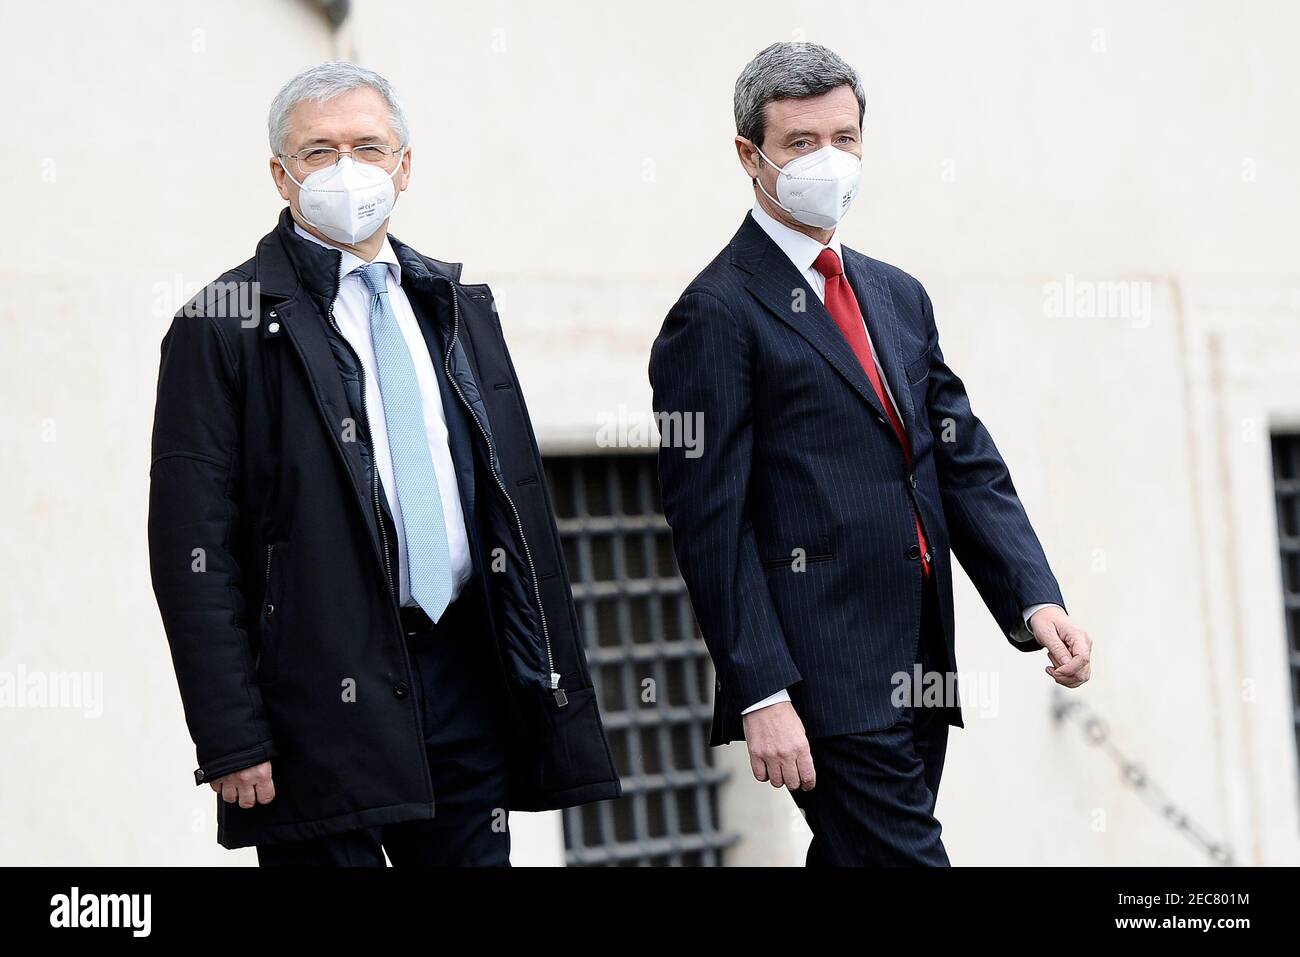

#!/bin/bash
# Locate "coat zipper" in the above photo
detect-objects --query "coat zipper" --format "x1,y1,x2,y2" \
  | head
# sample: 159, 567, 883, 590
440, 282, 566, 707
257, 542, 275, 672
263, 543, 275, 595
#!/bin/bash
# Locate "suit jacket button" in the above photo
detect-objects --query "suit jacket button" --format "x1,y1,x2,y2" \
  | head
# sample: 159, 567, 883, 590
907, 544, 921, 560
393, 682, 409, 699
908, 473, 918, 488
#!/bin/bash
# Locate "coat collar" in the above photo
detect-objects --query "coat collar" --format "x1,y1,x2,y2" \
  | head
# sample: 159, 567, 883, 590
292, 221, 404, 288
728, 213, 919, 440
255, 208, 464, 304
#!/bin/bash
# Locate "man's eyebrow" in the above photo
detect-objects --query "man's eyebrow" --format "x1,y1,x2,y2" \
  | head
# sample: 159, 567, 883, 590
294, 133, 387, 148
781, 126, 859, 142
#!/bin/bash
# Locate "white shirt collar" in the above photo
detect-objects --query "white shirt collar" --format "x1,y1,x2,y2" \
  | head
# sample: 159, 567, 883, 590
293, 221, 402, 286
749, 201, 842, 275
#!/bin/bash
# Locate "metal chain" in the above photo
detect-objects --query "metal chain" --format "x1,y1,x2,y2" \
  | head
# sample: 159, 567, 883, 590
1051, 690, 1235, 865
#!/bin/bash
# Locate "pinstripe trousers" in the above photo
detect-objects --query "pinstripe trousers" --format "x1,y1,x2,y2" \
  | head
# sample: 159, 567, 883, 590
789, 571, 955, 867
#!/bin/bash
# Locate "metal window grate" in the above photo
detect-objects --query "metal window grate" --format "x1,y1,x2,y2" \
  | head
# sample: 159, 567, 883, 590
1271, 433, 1300, 779
544, 453, 738, 866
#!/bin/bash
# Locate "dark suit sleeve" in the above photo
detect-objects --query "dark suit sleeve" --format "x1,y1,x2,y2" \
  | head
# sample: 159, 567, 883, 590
148, 313, 277, 784
650, 290, 802, 709
918, 282, 1066, 649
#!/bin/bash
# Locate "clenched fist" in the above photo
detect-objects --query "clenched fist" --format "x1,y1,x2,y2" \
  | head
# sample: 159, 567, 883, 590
209, 761, 276, 808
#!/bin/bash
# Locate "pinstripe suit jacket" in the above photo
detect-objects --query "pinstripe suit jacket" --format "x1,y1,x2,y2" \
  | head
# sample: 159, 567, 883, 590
650, 213, 1065, 745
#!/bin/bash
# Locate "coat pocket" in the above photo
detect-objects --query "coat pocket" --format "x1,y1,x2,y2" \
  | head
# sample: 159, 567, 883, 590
535, 685, 618, 797
255, 542, 286, 681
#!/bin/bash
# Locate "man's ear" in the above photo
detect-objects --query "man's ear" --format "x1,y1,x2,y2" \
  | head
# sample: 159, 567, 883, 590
734, 136, 762, 180
270, 157, 291, 201
396, 145, 412, 194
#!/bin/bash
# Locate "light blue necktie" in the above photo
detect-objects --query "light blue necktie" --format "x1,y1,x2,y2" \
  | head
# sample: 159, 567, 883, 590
357, 262, 454, 621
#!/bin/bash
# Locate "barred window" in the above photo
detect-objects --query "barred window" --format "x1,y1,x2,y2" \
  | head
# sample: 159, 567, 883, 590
1271, 433, 1300, 779
544, 453, 738, 866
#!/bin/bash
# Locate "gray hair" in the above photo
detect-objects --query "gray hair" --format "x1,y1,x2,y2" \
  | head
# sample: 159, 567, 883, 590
734, 42, 865, 148
267, 61, 410, 155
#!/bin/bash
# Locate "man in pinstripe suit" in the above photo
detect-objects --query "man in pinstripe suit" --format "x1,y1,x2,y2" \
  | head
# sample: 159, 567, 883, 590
649, 42, 1093, 866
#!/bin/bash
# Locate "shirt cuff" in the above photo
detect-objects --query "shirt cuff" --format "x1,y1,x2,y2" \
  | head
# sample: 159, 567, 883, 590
1022, 603, 1061, 625
742, 689, 791, 715
1010, 603, 1065, 644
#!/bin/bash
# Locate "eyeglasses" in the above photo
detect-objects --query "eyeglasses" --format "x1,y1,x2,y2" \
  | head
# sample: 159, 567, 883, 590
279, 144, 406, 175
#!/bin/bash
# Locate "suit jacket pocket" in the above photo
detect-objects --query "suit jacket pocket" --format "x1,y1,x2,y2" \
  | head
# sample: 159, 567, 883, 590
905, 347, 932, 385
760, 551, 834, 570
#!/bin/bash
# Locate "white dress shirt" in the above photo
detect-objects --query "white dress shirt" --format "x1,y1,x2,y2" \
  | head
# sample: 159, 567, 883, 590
294, 224, 472, 608
741, 204, 1059, 715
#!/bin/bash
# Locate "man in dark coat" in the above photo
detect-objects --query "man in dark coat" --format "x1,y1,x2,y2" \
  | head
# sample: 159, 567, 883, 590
148, 61, 619, 865
650, 43, 1092, 866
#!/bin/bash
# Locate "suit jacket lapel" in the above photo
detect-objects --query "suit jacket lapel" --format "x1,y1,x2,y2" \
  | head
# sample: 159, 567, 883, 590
742, 237, 891, 425
842, 248, 919, 441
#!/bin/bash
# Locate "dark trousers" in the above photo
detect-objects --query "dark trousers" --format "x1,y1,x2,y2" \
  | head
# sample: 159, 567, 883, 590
789, 572, 955, 867
256, 585, 513, 867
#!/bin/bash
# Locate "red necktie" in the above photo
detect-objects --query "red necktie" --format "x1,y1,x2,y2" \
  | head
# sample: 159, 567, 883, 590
813, 247, 931, 578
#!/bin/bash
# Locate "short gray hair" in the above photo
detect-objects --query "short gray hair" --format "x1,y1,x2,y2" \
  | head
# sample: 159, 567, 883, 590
734, 42, 865, 148
268, 61, 410, 155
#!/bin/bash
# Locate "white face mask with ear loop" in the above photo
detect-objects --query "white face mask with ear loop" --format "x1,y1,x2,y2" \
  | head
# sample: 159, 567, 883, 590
753, 143, 862, 230
280, 149, 405, 246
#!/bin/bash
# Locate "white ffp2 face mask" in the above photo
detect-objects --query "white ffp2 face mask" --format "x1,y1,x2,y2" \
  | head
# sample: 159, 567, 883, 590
754, 143, 861, 230
282, 153, 403, 245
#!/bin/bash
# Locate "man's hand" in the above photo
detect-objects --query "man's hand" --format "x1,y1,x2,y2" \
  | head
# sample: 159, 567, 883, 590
742, 701, 816, 791
1028, 606, 1092, 688
208, 761, 276, 808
